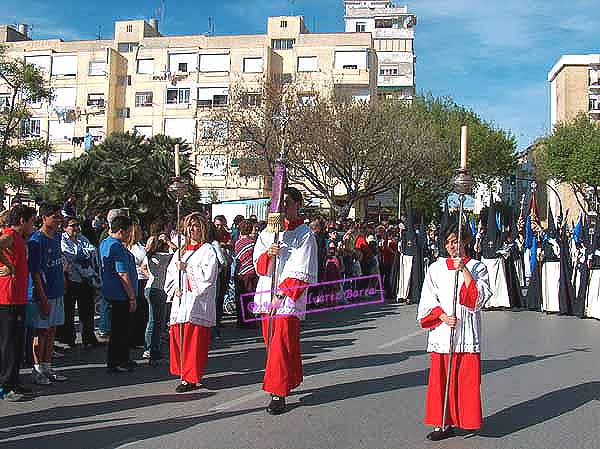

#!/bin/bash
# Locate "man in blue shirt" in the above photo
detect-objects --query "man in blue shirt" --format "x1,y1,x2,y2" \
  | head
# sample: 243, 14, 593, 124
100, 215, 138, 373
28, 203, 67, 385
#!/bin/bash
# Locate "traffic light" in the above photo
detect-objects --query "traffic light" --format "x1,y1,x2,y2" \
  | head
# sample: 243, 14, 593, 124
509, 175, 516, 186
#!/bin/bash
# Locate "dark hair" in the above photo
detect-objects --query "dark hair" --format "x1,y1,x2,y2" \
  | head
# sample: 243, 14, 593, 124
441, 219, 473, 244
239, 219, 254, 236
233, 215, 244, 225
7, 205, 37, 227
284, 186, 303, 205
110, 215, 133, 233
38, 202, 61, 218
213, 215, 226, 223
207, 221, 217, 242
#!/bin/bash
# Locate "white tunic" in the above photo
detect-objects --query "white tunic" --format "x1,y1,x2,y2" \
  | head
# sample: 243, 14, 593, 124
585, 250, 600, 320
164, 243, 219, 328
417, 258, 492, 354
252, 223, 318, 318
481, 257, 510, 308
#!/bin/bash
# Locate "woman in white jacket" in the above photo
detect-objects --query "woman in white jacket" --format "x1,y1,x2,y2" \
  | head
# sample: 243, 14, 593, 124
165, 213, 219, 393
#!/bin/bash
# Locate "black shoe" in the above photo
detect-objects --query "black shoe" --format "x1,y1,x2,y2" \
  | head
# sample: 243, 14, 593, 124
266, 395, 286, 415
13, 385, 34, 397
175, 381, 197, 393
426, 427, 455, 441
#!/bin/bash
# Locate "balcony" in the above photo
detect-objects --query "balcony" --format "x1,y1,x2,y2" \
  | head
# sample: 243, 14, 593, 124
332, 69, 371, 86
377, 74, 413, 88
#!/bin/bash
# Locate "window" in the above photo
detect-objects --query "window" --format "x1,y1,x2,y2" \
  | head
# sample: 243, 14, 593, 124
25, 55, 51, 74
136, 59, 154, 74
88, 60, 106, 76
0, 94, 9, 109
297, 56, 318, 72
51, 55, 77, 76
197, 87, 228, 108
164, 118, 196, 143
52, 87, 77, 107
271, 39, 295, 50
334, 51, 367, 70
126, 24, 133, 32
200, 120, 228, 140
86, 126, 104, 141
135, 91, 153, 107
199, 155, 227, 177
168, 53, 197, 73
379, 66, 399, 76
117, 107, 130, 118
280, 20, 288, 28
134, 125, 153, 138
48, 121, 75, 141
299, 94, 316, 105
356, 22, 366, 32
199, 54, 230, 72
20, 118, 41, 138
166, 88, 190, 104
243, 57, 263, 73
87, 93, 105, 108
375, 19, 393, 29
241, 93, 261, 108
117, 42, 138, 53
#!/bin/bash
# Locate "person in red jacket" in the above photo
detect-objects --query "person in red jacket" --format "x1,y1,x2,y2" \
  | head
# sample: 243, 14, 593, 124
0, 205, 37, 401
252, 187, 318, 415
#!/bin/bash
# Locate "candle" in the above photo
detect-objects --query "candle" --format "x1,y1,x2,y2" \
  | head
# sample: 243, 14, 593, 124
174, 144, 180, 177
460, 126, 468, 170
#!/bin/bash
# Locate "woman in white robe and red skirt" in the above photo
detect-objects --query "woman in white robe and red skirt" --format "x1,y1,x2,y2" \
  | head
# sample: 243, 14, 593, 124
165, 213, 219, 393
417, 221, 492, 441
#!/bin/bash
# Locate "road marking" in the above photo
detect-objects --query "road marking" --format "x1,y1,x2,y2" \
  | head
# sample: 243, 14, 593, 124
378, 329, 426, 349
208, 390, 265, 412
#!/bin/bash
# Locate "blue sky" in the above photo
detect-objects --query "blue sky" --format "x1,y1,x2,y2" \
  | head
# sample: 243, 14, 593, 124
3, 0, 600, 150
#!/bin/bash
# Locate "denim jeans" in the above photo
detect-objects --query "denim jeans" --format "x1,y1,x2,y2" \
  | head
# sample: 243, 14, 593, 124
144, 287, 166, 360
98, 294, 111, 334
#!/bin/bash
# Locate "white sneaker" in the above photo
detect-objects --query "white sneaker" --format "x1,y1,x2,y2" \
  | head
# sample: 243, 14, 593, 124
32, 369, 51, 385
142, 350, 151, 359
46, 370, 67, 382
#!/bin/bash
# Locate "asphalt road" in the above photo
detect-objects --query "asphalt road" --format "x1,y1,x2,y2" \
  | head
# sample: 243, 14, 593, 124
1, 303, 598, 449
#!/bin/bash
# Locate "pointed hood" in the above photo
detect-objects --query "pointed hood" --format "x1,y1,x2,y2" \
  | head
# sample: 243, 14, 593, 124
546, 207, 557, 239
437, 199, 450, 255
482, 197, 502, 258
403, 204, 418, 256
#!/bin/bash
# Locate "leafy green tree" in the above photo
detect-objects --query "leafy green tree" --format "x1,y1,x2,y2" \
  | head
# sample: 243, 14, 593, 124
540, 113, 600, 215
0, 45, 53, 204
46, 132, 199, 226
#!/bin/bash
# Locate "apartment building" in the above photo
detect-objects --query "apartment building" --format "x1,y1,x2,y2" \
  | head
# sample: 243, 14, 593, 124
344, 0, 416, 99
0, 16, 377, 204
545, 55, 600, 222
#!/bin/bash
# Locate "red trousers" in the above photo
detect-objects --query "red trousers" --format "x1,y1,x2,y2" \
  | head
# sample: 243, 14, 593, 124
169, 322, 211, 384
425, 352, 482, 430
261, 315, 303, 397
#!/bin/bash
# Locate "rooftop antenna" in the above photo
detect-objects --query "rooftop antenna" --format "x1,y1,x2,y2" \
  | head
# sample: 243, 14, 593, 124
206, 17, 215, 36
96, 25, 102, 40
289, 0, 296, 15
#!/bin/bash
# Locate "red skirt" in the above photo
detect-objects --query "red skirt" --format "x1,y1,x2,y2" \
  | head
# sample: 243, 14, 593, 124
261, 315, 303, 397
425, 352, 482, 430
169, 322, 211, 384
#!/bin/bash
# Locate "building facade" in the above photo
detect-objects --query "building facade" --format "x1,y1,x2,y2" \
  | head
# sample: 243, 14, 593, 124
343, 0, 416, 99
545, 54, 600, 223
0, 16, 377, 206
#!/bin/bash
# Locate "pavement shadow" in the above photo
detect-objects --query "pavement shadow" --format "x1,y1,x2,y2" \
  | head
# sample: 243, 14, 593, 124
480, 381, 600, 438
0, 393, 214, 437
0, 406, 264, 449
295, 350, 586, 407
